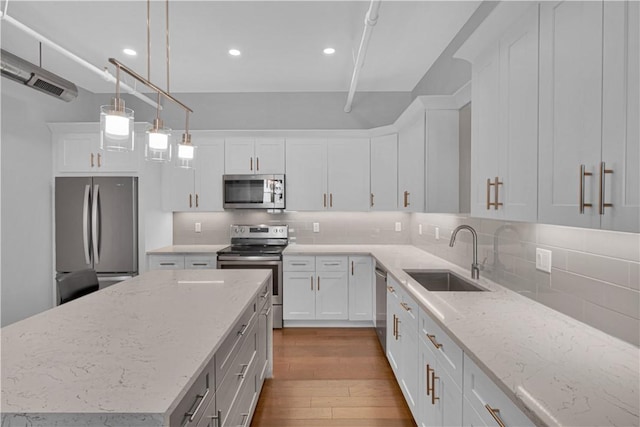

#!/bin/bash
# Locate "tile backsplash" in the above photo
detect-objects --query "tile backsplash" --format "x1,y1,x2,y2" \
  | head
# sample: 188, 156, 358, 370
411, 213, 640, 346
172, 210, 639, 346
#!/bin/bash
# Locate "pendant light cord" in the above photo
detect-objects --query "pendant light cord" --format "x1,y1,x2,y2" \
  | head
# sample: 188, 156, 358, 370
147, 0, 151, 82
166, 0, 170, 93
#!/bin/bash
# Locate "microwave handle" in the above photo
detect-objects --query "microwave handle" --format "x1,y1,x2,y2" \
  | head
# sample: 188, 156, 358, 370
271, 180, 275, 203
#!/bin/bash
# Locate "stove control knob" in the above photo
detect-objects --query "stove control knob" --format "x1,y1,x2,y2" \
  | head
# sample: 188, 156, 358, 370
240, 227, 246, 233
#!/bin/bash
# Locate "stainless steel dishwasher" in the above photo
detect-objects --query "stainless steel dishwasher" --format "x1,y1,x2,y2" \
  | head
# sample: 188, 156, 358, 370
374, 263, 387, 352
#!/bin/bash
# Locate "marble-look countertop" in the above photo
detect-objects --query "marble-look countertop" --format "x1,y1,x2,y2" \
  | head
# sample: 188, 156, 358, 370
284, 244, 640, 427
146, 244, 228, 254
1, 269, 271, 426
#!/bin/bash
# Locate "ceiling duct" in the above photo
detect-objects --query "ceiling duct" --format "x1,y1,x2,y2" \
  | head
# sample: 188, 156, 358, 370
1, 48, 78, 102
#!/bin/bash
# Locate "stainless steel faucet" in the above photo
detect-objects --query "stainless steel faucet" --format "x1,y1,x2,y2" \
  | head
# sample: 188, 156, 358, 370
449, 225, 480, 280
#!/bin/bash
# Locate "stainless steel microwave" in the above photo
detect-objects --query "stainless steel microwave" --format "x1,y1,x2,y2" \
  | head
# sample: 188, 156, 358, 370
223, 174, 285, 209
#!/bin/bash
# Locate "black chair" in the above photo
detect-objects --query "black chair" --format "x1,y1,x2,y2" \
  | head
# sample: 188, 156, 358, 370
56, 269, 100, 305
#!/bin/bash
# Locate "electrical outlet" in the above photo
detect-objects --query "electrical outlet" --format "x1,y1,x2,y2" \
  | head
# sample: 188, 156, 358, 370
435, 227, 440, 240
195, 222, 201, 233
418, 224, 423, 235
395, 222, 402, 232
536, 248, 552, 273
313, 222, 320, 233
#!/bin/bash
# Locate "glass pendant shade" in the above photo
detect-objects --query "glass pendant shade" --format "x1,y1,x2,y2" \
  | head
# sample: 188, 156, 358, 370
145, 119, 172, 162
100, 98, 134, 152
175, 133, 196, 169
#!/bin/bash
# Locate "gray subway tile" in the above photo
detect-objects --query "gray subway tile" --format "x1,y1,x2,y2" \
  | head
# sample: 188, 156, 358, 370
582, 228, 640, 262
566, 251, 630, 287
583, 302, 640, 346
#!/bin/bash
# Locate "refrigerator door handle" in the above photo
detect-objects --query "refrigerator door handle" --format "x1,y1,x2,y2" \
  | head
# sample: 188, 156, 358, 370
92, 184, 100, 265
82, 184, 91, 265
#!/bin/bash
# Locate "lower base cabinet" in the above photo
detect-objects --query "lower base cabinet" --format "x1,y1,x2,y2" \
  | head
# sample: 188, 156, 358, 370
148, 254, 217, 271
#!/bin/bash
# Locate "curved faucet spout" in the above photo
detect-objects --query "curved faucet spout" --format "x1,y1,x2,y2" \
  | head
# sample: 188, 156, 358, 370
449, 225, 480, 280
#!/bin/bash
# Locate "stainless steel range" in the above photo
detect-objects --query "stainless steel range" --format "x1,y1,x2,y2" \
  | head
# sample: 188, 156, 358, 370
217, 224, 288, 328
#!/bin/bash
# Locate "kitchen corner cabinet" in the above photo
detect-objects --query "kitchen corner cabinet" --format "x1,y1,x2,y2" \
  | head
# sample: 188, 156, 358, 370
397, 112, 425, 212
370, 134, 398, 210
348, 256, 373, 321
538, 0, 639, 232
468, 4, 539, 222
224, 137, 285, 174
162, 135, 225, 212
283, 256, 348, 321
50, 123, 143, 173
285, 138, 370, 211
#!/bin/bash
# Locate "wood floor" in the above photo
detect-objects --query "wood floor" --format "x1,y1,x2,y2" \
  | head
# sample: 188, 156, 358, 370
250, 328, 417, 427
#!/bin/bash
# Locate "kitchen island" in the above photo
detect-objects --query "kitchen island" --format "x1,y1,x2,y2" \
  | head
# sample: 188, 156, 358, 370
1, 269, 273, 426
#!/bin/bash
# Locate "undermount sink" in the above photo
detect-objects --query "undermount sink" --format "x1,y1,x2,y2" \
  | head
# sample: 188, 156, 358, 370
403, 270, 487, 292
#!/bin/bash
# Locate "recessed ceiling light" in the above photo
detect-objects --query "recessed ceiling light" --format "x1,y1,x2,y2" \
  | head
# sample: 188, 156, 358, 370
228, 49, 241, 57
123, 48, 137, 56
323, 47, 336, 55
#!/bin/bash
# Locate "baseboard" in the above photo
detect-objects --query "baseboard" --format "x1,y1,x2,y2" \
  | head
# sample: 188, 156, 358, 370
283, 320, 374, 328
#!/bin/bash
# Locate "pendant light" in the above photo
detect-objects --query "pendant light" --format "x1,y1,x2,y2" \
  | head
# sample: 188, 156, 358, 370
99, 64, 134, 151
176, 111, 196, 169
145, 94, 172, 162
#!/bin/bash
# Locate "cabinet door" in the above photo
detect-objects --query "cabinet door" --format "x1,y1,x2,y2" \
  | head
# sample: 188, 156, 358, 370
194, 139, 225, 211
327, 138, 370, 211
225, 138, 255, 174
348, 256, 373, 321
497, 4, 539, 222
285, 139, 327, 211
470, 47, 500, 218
386, 284, 402, 376
462, 396, 489, 427
419, 342, 438, 427
538, 1, 603, 228
162, 164, 196, 211
425, 110, 459, 213
370, 134, 398, 211
601, 1, 639, 232
57, 132, 100, 172
398, 113, 425, 212
438, 368, 463, 427
399, 314, 419, 419
283, 272, 315, 320
316, 272, 348, 320
255, 138, 285, 174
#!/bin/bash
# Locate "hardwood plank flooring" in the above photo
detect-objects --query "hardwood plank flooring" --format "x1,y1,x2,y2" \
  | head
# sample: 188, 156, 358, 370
250, 328, 417, 427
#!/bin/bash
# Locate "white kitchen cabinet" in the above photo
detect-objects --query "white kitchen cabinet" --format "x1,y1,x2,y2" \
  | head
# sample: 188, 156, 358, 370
147, 254, 217, 271
386, 281, 402, 375
285, 138, 370, 211
538, 1, 639, 232
282, 255, 348, 321
463, 354, 532, 427
348, 256, 373, 321
225, 137, 285, 174
397, 112, 425, 212
466, 4, 539, 222
162, 135, 225, 212
425, 109, 460, 213
50, 123, 143, 173
370, 134, 398, 211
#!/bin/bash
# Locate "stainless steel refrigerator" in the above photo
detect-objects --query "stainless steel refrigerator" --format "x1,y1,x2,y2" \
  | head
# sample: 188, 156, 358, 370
55, 177, 138, 287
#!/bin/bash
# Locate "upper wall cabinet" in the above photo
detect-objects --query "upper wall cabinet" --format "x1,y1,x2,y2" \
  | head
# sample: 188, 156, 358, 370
458, 4, 539, 222
397, 111, 425, 212
285, 138, 370, 211
225, 137, 285, 174
370, 134, 398, 211
538, 1, 639, 232
50, 123, 144, 174
162, 134, 225, 212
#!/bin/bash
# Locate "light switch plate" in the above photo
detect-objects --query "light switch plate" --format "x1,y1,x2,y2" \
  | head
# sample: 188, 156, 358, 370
536, 248, 552, 273
313, 222, 320, 233
418, 224, 423, 235
195, 222, 201, 233
435, 227, 440, 240
395, 222, 402, 232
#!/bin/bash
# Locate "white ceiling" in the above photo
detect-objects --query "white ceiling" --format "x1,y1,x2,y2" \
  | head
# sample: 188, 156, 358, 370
1, 1, 480, 94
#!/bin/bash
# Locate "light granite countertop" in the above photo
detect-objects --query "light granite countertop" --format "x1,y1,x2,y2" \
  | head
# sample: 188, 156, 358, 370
284, 244, 639, 427
1, 269, 271, 426
146, 244, 228, 254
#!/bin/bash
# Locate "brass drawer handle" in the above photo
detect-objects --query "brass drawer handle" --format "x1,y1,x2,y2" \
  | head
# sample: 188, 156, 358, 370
431, 370, 439, 405
485, 404, 506, 427
579, 164, 594, 213
599, 162, 613, 215
323, 193, 327, 208
400, 302, 412, 312
387, 286, 395, 293
185, 387, 210, 422
426, 363, 431, 396
426, 333, 442, 349
370, 193, 374, 207
487, 177, 503, 210
403, 190, 410, 207
189, 194, 193, 208
250, 157, 253, 171
90, 152, 95, 167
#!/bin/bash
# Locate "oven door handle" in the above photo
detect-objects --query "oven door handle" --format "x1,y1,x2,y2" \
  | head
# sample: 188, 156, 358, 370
217, 256, 283, 262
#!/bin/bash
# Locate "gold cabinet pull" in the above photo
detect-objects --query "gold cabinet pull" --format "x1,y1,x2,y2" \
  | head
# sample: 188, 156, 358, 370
426, 333, 442, 349
488, 177, 503, 210
256, 157, 260, 171
90, 152, 95, 167
599, 162, 614, 215
310, 276, 313, 291
485, 404, 506, 427
195, 194, 199, 208
250, 157, 253, 171
387, 285, 395, 293
317, 276, 321, 291
97, 153, 102, 167
189, 194, 193, 208
426, 364, 431, 396
579, 164, 594, 213
431, 370, 439, 405
486, 178, 491, 210
494, 177, 503, 210
351, 260, 354, 275
330, 193, 333, 207
400, 302, 412, 312
403, 190, 410, 207
323, 193, 327, 208
370, 193, 374, 207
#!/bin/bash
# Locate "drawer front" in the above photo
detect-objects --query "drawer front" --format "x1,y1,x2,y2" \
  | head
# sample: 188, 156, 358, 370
463, 354, 533, 427
217, 322, 258, 427
215, 301, 257, 388
420, 308, 463, 388
256, 282, 271, 312
185, 255, 217, 269
225, 366, 259, 427
283, 255, 315, 272
148, 255, 185, 270
196, 394, 219, 427
169, 359, 214, 427
315, 256, 348, 272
